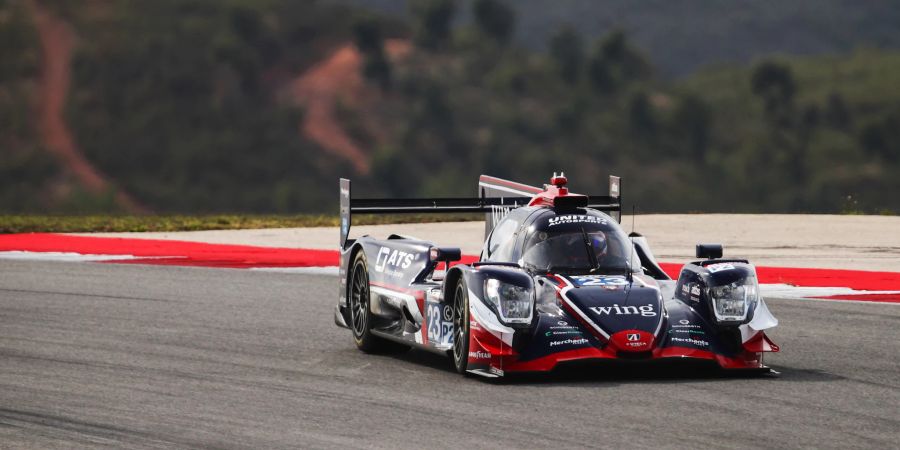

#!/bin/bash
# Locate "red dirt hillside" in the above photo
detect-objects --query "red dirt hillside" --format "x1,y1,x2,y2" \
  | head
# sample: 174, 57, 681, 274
290, 39, 412, 175
26, 0, 145, 213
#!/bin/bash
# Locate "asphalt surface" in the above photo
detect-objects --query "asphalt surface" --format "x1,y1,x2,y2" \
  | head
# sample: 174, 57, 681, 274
1, 260, 898, 449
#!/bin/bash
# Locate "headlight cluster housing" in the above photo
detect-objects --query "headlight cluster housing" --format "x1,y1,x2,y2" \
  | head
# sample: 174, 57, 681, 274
484, 278, 534, 324
708, 276, 759, 323
677, 259, 762, 328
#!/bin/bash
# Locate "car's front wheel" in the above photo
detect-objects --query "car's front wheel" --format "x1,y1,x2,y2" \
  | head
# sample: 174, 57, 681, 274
452, 279, 470, 374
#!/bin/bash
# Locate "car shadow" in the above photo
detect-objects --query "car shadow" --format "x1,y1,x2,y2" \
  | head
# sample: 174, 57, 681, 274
374, 347, 846, 387
381, 349, 802, 385
498, 360, 760, 386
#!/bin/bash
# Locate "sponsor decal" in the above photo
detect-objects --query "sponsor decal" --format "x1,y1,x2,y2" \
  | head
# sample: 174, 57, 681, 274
442, 305, 453, 322
441, 323, 453, 344
668, 329, 706, 335
690, 285, 701, 302
469, 319, 481, 330
545, 330, 582, 336
549, 319, 578, 330
549, 338, 589, 347
374, 247, 416, 276
426, 301, 454, 346
674, 319, 702, 329
670, 336, 710, 347
624, 332, 647, 348
468, 351, 491, 360
681, 284, 689, 295
589, 303, 657, 317
489, 366, 504, 376
547, 215, 607, 227
571, 275, 628, 287
707, 263, 735, 273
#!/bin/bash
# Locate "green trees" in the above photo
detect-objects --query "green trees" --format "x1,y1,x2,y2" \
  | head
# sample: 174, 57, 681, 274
548, 26, 584, 85
2, 1, 898, 214
671, 95, 711, 160
411, 0, 456, 50
751, 61, 796, 124
588, 30, 651, 95
61, 1, 357, 213
0, 1, 62, 212
860, 110, 900, 163
353, 17, 392, 90
473, 0, 515, 44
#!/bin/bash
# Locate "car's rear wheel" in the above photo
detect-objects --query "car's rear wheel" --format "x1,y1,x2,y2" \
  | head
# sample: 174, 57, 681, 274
349, 253, 381, 352
349, 252, 408, 353
452, 279, 470, 374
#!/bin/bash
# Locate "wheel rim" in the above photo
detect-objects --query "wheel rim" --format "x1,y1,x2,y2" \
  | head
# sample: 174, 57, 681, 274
350, 262, 368, 337
452, 284, 466, 364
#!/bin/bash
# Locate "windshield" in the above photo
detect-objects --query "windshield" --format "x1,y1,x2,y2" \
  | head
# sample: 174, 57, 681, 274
522, 214, 638, 273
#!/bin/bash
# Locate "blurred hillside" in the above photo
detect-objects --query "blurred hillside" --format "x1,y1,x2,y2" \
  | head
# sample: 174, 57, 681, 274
1, 0, 898, 214
331, 0, 900, 77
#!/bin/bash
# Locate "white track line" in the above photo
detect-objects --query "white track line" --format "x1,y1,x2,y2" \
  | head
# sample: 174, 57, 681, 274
249, 267, 339, 275
759, 283, 900, 299
3, 251, 896, 303
0, 251, 137, 262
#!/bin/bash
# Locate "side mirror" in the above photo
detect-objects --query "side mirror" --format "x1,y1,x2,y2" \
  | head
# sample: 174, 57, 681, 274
429, 247, 462, 263
696, 244, 723, 259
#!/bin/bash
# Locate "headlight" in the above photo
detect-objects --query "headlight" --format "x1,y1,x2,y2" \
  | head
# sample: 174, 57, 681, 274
708, 276, 759, 323
485, 278, 534, 324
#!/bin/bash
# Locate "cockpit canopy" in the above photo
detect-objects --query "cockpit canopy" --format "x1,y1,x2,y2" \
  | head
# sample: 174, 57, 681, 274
521, 212, 638, 274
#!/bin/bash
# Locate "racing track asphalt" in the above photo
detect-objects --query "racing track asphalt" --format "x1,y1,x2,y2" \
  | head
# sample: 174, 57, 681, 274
1, 260, 898, 449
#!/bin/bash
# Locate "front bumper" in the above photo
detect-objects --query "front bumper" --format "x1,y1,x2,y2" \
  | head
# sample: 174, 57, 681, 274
466, 342, 770, 377
465, 312, 775, 377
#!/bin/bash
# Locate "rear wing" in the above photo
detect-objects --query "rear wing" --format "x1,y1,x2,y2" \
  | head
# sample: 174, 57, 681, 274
340, 178, 529, 248
339, 175, 621, 248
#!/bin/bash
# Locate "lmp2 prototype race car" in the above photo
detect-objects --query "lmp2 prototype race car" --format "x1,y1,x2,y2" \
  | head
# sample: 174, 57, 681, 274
334, 173, 779, 378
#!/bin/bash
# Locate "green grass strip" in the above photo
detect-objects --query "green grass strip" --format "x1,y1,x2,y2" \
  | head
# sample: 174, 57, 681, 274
0, 214, 483, 234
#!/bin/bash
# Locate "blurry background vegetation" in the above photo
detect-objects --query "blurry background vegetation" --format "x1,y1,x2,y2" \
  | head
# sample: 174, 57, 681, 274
1, 0, 899, 216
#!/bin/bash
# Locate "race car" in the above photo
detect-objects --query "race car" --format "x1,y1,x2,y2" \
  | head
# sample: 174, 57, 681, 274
334, 173, 779, 378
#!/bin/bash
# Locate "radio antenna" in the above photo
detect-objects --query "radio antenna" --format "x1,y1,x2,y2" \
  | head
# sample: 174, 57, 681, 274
627, 204, 636, 283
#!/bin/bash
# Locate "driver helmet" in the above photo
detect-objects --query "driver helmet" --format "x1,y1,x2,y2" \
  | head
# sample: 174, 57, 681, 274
589, 231, 608, 257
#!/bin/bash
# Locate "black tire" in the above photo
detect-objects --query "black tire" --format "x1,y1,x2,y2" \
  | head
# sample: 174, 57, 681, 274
451, 278, 471, 374
348, 252, 408, 353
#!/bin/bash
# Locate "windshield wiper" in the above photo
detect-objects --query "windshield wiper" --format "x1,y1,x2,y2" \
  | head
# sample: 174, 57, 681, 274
580, 226, 601, 273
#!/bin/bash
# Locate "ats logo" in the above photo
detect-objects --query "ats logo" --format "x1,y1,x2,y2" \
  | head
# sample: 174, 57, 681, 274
375, 247, 415, 274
